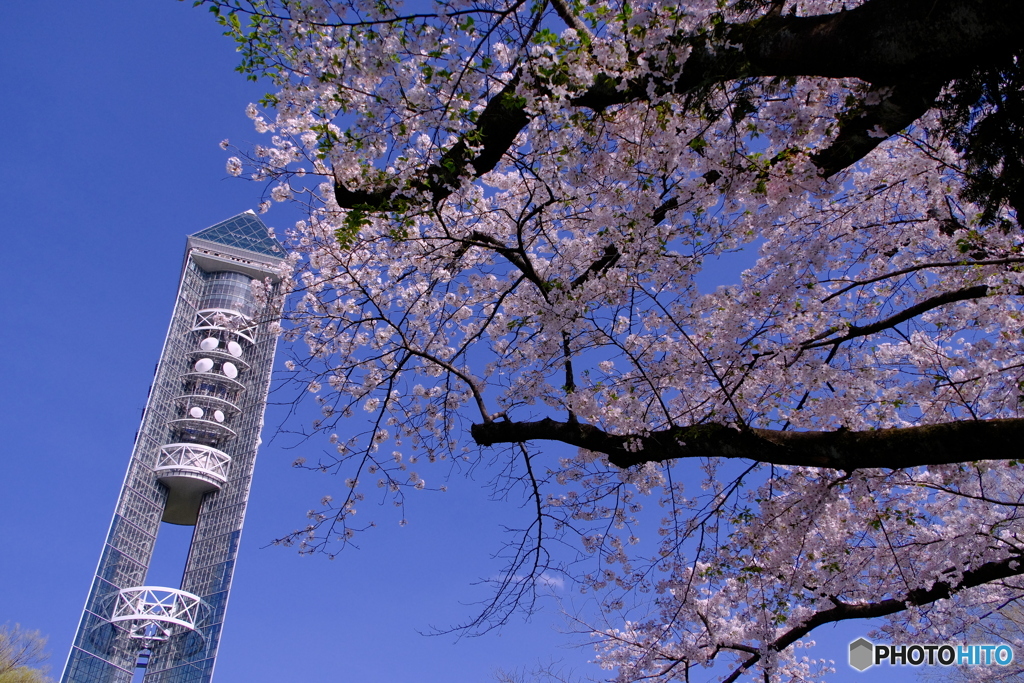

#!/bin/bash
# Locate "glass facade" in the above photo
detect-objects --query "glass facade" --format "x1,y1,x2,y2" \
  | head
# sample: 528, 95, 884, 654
200, 271, 256, 317
62, 213, 284, 683
188, 213, 285, 258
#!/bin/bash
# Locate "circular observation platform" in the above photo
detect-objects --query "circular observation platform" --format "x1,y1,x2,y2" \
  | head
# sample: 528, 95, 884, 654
167, 417, 236, 441
156, 443, 231, 525
110, 587, 206, 643
192, 308, 256, 343
188, 347, 251, 372
180, 372, 245, 395
174, 393, 241, 419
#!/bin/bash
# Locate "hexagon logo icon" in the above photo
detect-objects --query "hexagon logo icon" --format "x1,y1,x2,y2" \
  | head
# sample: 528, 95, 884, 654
849, 638, 874, 671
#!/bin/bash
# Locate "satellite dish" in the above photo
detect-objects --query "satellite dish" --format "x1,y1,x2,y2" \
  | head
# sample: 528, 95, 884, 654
213, 410, 225, 423
194, 358, 214, 373
189, 406, 205, 419
199, 337, 219, 352
227, 341, 243, 358
222, 362, 239, 379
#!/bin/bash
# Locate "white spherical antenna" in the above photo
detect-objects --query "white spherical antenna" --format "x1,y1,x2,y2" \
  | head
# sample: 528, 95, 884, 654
213, 410, 225, 423
194, 358, 214, 373
189, 406, 205, 419
200, 337, 219, 352
227, 341, 243, 358
222, 362, 239, 379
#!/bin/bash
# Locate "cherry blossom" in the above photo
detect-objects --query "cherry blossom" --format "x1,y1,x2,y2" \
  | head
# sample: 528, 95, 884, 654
199, 0, 1024, 679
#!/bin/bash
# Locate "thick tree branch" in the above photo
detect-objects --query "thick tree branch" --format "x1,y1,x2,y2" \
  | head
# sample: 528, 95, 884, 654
334, 0, 1024, 213
335, 76, 529, 210
570, 244, 621, 288
802, 284, 1015, 350
789, 553, 1024, 642
464, 229, 548, 292
811, 79, 945, 177
823, 257, 1024, 302
735, 0, 1021, 84
720, 551, 1024, 680
470, 417, 1024, 470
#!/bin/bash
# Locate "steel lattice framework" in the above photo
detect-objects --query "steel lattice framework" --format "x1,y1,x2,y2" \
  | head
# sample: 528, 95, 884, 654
110, 588, 207, 643
62, 212, 286, 683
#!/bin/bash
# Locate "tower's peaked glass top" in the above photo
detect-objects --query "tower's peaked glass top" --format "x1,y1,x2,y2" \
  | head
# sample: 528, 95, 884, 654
62, 213, 285, 683
191, 211, 284, 257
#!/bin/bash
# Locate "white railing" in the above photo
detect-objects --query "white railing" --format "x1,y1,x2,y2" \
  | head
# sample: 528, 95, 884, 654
174, 393, 240, 417
180, 372, 246, 396
166, 417, 237, 442
192, 308, 255, 342
188, 347, 251, 371
155, 444, 231, 484
110, 587, 206, 642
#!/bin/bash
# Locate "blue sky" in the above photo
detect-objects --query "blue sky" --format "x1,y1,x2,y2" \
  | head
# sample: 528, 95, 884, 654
0, 3, 908, 682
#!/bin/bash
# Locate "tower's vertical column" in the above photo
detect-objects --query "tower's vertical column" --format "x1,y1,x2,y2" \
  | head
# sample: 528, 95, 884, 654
143, 272, 281, 683
62, 213, 285, 683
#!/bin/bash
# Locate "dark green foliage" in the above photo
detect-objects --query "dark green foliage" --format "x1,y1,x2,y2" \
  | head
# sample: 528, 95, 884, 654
941, 54, 1024, 225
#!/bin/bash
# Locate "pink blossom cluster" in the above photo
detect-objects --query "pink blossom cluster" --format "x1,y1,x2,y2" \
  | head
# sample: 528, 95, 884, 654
208, 0, 1024, 679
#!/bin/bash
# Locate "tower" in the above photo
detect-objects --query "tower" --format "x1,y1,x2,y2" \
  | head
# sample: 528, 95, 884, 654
62, 212, 286, 683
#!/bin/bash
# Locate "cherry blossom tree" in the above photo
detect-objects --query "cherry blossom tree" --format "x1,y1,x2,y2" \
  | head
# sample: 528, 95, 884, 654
200, 0, 1024, 679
